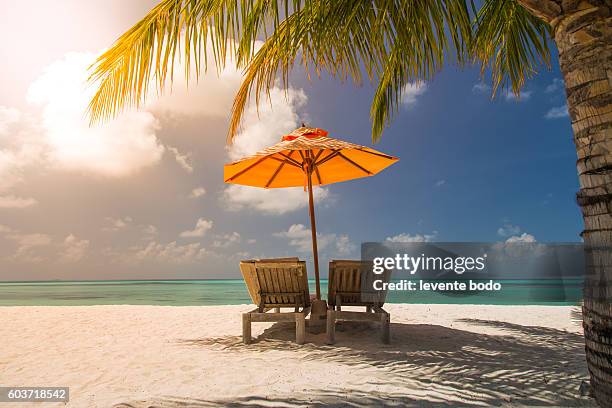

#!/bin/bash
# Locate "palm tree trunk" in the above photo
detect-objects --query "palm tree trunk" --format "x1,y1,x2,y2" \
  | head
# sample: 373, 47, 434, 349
531, 1, 612, 405
518, 1, 611, 405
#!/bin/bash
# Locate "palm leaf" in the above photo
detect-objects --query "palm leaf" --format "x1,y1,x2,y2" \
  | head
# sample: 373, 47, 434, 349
88, 0, 265, 123
88, 0, 550, 143
472, 0, 551, 97
230, 0, 473, 142
229, 1, 386, 141
369, 0, 472, 141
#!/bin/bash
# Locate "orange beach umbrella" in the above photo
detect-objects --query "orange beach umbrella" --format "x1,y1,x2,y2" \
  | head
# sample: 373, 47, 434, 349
224, 126, 398, 299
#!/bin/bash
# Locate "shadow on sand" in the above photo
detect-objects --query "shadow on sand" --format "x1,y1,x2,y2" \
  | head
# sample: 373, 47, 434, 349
114, 315, 594, 407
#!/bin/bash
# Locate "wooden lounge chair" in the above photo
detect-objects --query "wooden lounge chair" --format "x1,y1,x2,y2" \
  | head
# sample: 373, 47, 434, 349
326, 260, 391, 344
240, 258, 311, 344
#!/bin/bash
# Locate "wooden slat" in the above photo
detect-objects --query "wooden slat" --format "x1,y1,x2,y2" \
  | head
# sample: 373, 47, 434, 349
263, 267, 275, 304
351, 267, 358, 294
249, 260, 309, 308
240, 261, 260, 306
280, 267, 289, 304
256, 257, 299, 263
333, 310, 385, 321
289, 266, 298, 305
326, 262, 392, 344
328, 260, 390, 306
249, 311, 308, 322
270, 267, 280, 304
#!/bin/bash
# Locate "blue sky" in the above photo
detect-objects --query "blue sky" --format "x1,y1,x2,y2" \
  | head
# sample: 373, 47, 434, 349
0, 0, 580, 280
280, 56, 579, 244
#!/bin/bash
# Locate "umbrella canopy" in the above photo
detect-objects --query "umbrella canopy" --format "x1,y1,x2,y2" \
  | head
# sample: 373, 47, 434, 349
224, 126, 398, 299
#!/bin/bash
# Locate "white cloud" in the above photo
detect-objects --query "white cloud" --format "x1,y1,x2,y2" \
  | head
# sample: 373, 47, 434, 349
0, 106, 21, 135
247, 238, 256, 244
335, 235, 356, 255
545, 105, 569, 119
223, 185, 330, 214
473, 83, 533, 102
180, 218, 213, 238
0, 150, 22, 192
0, 52, 167, 204
143, 224, 158, 234
0, 131, 44, 193
274, 224, 356, 255
213, 232, 241, 248
59, 234, 89, 262
385, 232, 436, 243
189, 187, 206, 198
148, 65, 242, 117
0, 43, 256, 198
234, 251, 251, 259
504, 90, 532, 102
545, 78, 564, 93
434, 180, 445, 187
0, 43, 260, 207
131, 241, 208, 264
142, 225, 158, 240
146, 37, 260, 118
167, 146, 193, 173
228, 86, 308, 160
497, 224, 521, 237
27, 52, 164, 177
275, 224, 312, 252
104, 216, 133, 231
0, 195, 37, 208
505, 233, 536, 243
472, 82, 491, 94
222, 84, 325, 215
401, 82, 427, 107
8, 232, 52, 262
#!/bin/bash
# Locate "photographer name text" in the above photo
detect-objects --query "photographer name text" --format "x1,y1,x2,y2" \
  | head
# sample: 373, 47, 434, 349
373, 279, 502, 292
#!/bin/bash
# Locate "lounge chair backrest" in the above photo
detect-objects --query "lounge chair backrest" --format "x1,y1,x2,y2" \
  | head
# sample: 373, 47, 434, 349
328, 260, 390, 307
240, 258, 309, 308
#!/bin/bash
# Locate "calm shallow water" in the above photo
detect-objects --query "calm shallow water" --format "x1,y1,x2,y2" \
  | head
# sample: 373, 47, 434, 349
0, 279, 583, 306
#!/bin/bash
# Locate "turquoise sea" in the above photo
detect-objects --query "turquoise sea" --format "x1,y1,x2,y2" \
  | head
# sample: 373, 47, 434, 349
0, 279, 583, 306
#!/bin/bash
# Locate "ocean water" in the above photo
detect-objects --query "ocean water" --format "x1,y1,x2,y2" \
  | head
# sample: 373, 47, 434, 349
0, 279, 583, 306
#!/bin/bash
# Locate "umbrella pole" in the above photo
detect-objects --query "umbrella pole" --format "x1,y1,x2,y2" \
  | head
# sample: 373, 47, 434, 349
306, 168, 321, 300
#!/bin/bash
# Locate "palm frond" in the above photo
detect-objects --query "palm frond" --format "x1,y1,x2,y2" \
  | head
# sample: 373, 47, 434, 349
87, 0, 264, 123
89, 0, 550, 143
369, 0, 472, 141
229, 1, 386, 141
230, 0, 472, 143
472, 0, 551, 97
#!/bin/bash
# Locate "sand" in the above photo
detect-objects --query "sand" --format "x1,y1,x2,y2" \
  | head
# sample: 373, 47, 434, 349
0, 304, 595, 407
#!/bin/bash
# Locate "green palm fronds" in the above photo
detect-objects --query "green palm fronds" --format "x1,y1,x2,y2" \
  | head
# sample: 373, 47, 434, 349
88, 0, 245, 123
88, 0, 551, 142
473, 0, 551, 97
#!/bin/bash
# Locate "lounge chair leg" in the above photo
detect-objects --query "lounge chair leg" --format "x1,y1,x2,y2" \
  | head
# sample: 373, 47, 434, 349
295, 314, 306, 344
274, 307, 280, 313
381, 313, 390, 344
326, 310, 336, 344
242, 313, 252, 344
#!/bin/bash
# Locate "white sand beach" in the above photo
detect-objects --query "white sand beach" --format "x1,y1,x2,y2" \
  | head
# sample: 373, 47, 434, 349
0, 304, 594, 407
